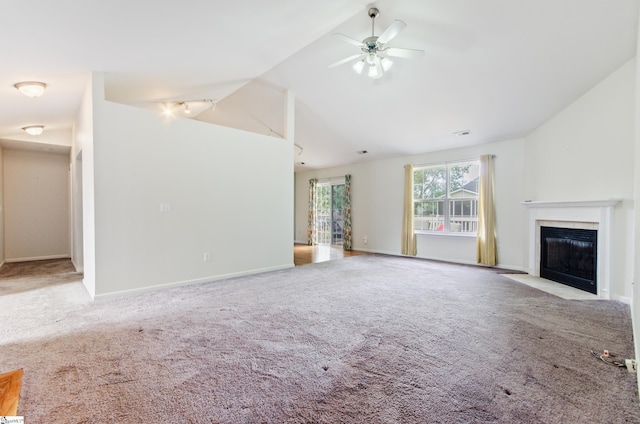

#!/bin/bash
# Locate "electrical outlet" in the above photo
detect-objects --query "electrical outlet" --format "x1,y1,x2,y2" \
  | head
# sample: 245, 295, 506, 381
203, 252, 211, 262
625, 359, 637, 373
363, 235, 368, 244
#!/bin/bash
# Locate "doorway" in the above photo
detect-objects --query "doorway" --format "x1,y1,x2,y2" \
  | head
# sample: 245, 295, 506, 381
316, 181, 345, 246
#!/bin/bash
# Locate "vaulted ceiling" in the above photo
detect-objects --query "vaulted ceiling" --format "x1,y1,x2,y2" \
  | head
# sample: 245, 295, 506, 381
0, 0, 638, 170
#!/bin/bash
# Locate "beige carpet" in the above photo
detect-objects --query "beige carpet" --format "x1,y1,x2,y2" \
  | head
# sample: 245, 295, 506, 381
0, 256, 638, 423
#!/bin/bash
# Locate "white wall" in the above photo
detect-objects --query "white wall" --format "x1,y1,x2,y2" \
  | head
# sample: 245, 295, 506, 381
206, 79, 286, 138
71, 151, 83, 272
632, 8, 640, 396
73, 74, 97, 297
0, 147, 4, 265
3, 149, 70, 261
524, 59, 636, 300
295, 138, 527, 270
86, 74, 293, 298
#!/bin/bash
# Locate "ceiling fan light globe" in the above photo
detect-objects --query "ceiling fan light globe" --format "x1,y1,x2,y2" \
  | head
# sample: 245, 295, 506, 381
368, 64, 379, 78
366, 53, 376, 65
352, 60, 365, 74
381, 57, 393, 71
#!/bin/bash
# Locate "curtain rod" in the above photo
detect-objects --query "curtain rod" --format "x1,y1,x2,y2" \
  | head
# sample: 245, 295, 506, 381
414, 154, 496, 169
317, 176, 346, 184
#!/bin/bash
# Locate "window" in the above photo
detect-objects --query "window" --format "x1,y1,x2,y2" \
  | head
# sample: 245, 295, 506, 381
413, 160, 479, 234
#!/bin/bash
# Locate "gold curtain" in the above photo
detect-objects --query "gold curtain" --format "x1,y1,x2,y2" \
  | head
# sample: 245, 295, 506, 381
477, 154, 497, 265
401, 164, 417, 256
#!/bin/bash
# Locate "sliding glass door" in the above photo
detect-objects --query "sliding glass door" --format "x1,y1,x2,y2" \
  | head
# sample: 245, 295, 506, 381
316, 182, 345, 245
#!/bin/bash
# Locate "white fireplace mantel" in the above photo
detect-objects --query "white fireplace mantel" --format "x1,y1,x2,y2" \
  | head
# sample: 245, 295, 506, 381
522, 199, 621, 209
522, 199, 622, 299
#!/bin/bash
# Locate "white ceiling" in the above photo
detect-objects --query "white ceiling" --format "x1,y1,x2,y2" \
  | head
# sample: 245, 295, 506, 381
0, 0, 638, 170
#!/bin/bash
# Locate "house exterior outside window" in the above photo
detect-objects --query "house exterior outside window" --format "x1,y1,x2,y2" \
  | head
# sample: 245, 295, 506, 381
413, 160, 479, 235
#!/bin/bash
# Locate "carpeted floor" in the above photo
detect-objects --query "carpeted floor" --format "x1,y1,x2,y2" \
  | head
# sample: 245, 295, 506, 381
0, 259, 81, 296
0, 255, 638, 423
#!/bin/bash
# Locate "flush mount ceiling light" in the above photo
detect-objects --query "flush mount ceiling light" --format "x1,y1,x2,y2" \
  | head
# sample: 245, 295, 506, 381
329, 8, 424, 79
22, 125, 45, 136
14, 81, 47, 98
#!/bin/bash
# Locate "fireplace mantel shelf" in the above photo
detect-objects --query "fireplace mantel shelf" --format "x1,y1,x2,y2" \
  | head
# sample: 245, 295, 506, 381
522, 199, 622, 208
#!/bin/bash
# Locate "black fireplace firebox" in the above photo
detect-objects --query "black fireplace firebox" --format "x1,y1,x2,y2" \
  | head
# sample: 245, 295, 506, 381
540, 226, 597, 294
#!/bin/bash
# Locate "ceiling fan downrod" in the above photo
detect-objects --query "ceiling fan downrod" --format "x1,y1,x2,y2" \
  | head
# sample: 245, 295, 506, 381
364, 7, 381, 54
368, 7, 379, 37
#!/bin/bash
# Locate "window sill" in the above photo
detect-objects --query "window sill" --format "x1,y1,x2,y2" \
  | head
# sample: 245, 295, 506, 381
415, 231, 477, 238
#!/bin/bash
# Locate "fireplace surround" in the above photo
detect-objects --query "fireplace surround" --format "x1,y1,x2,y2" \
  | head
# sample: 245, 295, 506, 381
523, 199, 621, 299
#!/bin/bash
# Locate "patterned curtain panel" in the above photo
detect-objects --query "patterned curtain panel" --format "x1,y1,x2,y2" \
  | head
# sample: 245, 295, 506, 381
343, 174, 352, 250
477, 154, 497, 266
401, 164, 417, 256
308, 178, 318, 245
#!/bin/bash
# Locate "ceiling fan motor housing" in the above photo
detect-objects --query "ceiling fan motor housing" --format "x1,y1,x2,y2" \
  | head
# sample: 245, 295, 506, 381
363, 36, 379, 53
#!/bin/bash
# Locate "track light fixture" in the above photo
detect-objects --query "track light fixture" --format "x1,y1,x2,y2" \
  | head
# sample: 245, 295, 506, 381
160, 99, 215, 117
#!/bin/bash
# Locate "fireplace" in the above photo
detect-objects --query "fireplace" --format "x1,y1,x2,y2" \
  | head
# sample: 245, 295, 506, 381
540, 226, 597, 294
523, 199, 621, 299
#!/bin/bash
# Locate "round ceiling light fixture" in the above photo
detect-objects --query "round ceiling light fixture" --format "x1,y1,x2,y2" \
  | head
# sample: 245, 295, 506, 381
14, 81, 47, 98
23, 125, 45, 136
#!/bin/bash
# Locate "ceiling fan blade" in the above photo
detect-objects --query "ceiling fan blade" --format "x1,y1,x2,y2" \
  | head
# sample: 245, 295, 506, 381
328, 53, 364, 68
332, 33, 364, 47
385, 47, 425, 59
377, 20, 407, 45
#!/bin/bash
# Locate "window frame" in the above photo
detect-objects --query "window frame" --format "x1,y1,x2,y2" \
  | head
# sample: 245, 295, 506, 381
413, 159, 479, 237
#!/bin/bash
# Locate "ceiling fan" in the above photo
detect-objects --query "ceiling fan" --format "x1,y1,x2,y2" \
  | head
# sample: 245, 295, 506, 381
329, 7, 425, 79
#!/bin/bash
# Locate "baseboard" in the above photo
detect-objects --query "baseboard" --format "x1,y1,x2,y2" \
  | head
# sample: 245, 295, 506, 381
93, 263, 295, 301
350, 247, 528, 273
71, 259, 84, 273
5, 254, 71, 263
612, 295, 632, 305
493, 264, 529, 273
